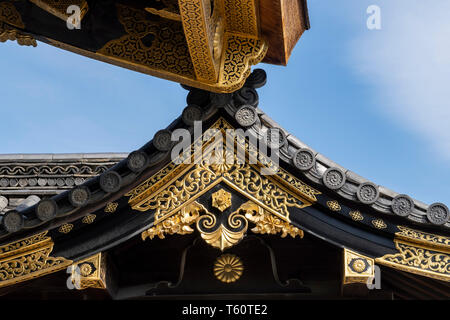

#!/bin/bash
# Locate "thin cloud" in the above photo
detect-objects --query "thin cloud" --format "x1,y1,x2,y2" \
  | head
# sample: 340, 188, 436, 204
351, 1, 450, 161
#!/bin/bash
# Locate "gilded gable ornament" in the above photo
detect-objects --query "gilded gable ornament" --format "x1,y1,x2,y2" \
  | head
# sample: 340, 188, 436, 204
212, 189, 232, 212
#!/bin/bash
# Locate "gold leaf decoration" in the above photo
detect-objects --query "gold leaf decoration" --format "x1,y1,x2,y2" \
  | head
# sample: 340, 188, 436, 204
104, 202, 118, 213
327, 200, 341, 212
349, 210, 364, 221
372, 219, 387, 229
242, 202, 304, 238
376, 241, 450, 282
59, 224, 74, 234
82, 214, 96, 224
0, 232, 72, 288
214, 254, 244, 283
212, 189, 232, 212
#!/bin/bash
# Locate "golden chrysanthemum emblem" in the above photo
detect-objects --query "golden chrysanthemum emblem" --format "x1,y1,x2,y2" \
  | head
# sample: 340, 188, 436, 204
78, 263, 93, 277
214, 254, 244, 283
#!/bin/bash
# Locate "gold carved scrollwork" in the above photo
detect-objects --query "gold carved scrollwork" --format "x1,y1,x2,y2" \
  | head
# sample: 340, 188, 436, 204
197, 200, 248, 251
142, 202, 203, 240
396, 226, 450, 252
241, 201, 304, 239
141, 197, 305, 251
0, 2, 37, 47
376, 241, 450, 282
128, 119, 320, 226
0, 232, 72, 288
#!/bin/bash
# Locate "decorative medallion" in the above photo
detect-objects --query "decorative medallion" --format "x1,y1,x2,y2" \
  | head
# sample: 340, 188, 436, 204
350, 258, 369, 273
372, 219, 387, 230
323, 168, 346, 190
343, 248, 374, 284
327, 200, 341, 212
127, 151, 149, 173
82, 214, 96, 224
391, 194, 414, 217
235, 105, 257, 127
68, 186, 91, 207
214, 254, 244, 283
99, 171, 122, 193
58, 224, 73, 234
292, 148, 316, 171
2, 210, 24, 233
427, 203, 450, 226
212, 189, 232, 212
356, 182, 379, 204
182, 104, 204, 126
78, 263, 94, 277
71, 253, 107, 290
104, 202, 118, 213
153, 129, 173, 152
266, 127, 287, 149
349, 210, 364, 221
36, 199, 58, 222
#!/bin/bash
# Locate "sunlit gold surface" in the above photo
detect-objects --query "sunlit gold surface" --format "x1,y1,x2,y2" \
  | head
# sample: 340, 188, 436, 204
0, 232, 72, 288
214, 254, 243, 283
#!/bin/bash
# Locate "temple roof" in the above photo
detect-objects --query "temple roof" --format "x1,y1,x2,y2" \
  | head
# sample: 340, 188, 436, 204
0, 153, 126, 213
0, 0, 310, 92
0, 70, 448, 292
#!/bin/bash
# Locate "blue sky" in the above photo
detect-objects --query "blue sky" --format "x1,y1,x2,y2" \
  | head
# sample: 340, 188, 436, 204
0, 0, 448, 205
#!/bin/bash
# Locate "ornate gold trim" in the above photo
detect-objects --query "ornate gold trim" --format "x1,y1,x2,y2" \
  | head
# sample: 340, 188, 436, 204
212, 189, 232, 212
327, 200, 341, 212
396, 226, 450, 253
0, 232, 72, 288
93, 3, 267, 93
70, 252, 107, 290
128, 118, 320, 226
142, 199, 304, 251
178, 0, 221, 82
376, 240, 450, 282
223, 0, 258, 36
343, 248, 375, 285
141, 201, 202, 240
104, 202, 119, 213
242, 201, 304, 238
